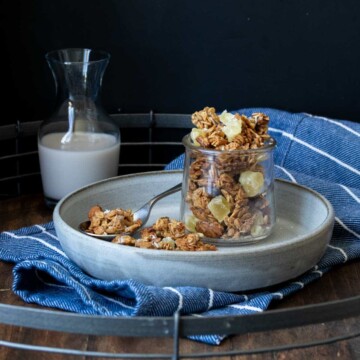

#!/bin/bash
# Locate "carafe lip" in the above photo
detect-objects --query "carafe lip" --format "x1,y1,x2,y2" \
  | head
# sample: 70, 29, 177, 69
45, 48, 110, 65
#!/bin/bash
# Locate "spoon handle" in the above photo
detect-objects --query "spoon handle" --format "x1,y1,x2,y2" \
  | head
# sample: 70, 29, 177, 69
147, 182, 182, 208
135, 182, 182, 225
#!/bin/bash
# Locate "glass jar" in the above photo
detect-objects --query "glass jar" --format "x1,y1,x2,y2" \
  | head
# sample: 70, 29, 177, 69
38, 48, 120, 207
180, 134, 276, 245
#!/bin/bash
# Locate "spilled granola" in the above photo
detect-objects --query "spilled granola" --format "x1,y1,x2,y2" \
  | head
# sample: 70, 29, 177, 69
112, 217, 216, 251
86, 207, 216, 251
86, 205, 142, 235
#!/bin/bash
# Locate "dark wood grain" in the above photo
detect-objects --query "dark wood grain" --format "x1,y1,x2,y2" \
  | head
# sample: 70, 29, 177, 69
0, 194, 359, 359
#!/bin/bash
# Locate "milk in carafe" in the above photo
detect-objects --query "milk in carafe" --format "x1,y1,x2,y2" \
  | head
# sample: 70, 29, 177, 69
38, 131, 120, 201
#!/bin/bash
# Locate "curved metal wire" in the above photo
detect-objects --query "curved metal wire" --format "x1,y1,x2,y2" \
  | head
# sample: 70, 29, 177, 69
0, 323, 359, 359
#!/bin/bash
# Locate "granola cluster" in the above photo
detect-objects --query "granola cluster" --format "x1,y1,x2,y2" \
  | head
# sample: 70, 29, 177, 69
112, 217, 216, 251
190, 107, 270, 150
85, 206, 216, 251
86, 205, 142, 235
184, 107, 274, 241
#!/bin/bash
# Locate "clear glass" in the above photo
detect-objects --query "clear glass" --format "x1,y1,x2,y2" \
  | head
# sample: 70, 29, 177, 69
38, 48, 120, 207
180, 134, 276, 245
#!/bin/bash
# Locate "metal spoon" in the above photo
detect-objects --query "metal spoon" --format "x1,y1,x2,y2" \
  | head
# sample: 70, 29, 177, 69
79, 182, 182, 240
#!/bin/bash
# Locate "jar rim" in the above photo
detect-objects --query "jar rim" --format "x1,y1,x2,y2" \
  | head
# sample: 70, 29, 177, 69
182, 133, 276, 154
45, 48, 110, 65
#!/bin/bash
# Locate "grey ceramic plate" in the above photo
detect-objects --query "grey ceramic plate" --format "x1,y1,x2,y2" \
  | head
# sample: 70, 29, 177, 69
53, 170, 335, 292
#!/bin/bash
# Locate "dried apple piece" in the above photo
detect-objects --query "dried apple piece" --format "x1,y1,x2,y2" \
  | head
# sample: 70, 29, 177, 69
239, 171, 264, 197
185, 214, 199, 232
190, 128, 207, 146
207, 195, 231, 223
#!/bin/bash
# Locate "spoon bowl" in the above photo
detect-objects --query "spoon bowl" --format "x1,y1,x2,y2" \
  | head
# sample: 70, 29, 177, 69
79, 182, 182, 240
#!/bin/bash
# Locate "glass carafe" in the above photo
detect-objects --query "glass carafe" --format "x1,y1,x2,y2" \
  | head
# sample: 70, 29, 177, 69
38, 48, 120, 207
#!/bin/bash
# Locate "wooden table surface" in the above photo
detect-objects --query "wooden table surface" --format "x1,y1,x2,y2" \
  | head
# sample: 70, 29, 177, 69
0, 194, 360, 360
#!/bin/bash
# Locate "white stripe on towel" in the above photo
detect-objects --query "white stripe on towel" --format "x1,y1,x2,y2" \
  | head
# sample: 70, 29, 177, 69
327, 244, 349, 262
269, 128, 360, 176
207, 289, 214, 311
4, 232, 68, 258
335, 217, 360, 240
304, 113, 360, 137
164, 287, 183, 312
229, 304, 263, 312
35, 225, 59, 241
339, 184, 360, 204
275, 165, 297, 183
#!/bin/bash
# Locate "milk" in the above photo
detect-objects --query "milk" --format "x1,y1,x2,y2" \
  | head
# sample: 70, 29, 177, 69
38, 132, 120, 201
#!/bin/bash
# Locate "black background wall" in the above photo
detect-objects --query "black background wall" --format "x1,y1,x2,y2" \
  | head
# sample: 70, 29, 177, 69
2, 0, 360, 124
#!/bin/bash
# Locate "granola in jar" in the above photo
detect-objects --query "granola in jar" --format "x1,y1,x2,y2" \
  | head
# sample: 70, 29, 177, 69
181, 107, 276, 243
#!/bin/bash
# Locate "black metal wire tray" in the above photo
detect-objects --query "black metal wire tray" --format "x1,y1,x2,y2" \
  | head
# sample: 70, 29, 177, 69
0, 113, 359, 358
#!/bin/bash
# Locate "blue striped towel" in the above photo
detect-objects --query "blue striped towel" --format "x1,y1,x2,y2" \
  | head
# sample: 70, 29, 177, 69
0, 108, 359, 345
